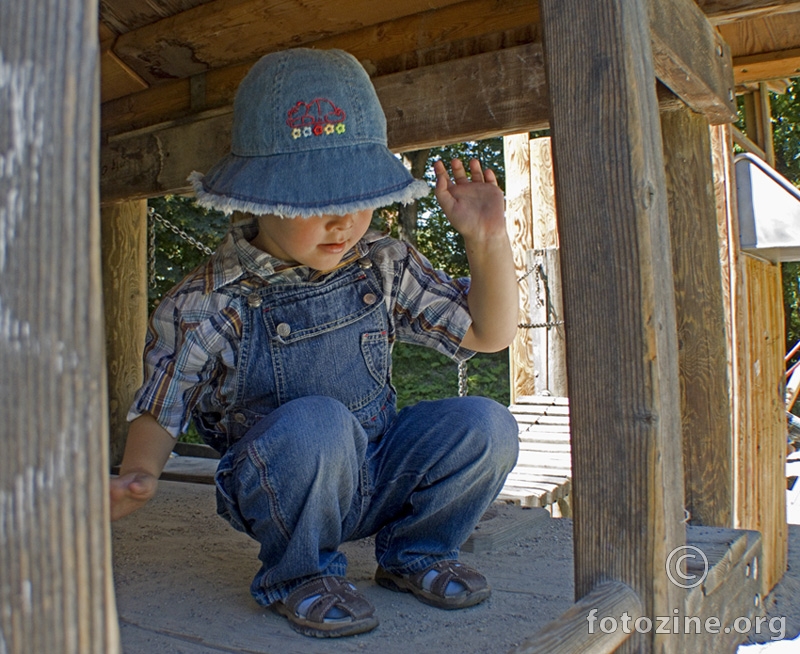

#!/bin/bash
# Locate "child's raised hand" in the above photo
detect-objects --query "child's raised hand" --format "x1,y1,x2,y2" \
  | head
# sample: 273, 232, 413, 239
110, 471, 158, 521
433, 158, 506, 242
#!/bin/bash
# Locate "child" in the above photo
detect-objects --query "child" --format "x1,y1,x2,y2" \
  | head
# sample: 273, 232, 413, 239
110, 48, 520, 638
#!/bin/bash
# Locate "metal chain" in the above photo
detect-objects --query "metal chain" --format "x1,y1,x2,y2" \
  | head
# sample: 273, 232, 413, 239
518, 320, 565, 329
458, 360, 469, 397
147, 206, 214, 289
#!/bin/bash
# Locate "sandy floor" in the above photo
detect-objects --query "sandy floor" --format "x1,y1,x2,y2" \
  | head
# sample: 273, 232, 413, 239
112, 480, 800, 653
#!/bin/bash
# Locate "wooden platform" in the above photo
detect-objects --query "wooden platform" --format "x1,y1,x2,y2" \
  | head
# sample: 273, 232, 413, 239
499, 396, 573, 512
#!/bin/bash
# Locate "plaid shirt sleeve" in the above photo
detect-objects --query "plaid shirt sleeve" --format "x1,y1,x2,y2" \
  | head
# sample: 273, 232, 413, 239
127, 289, 240, 437
391, 242, 475, 362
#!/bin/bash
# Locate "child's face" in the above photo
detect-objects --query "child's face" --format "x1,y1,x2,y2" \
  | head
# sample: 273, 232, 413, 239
254, 210, 373, 270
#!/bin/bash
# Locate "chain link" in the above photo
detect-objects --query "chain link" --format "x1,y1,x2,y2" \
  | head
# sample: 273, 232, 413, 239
147, 206, 214, 289
458, 360, 469, 397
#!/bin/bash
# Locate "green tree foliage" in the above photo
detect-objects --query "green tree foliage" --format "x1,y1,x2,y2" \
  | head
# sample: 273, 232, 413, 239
771, 79, 800, 369
372, 139, 505, 278
147, 195, 229, 312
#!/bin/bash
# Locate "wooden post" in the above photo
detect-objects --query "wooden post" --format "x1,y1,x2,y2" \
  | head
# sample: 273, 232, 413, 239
660, 104, 733, 528
541, 1, 686, 651
711, 125, 787, 594
505, 134, 536, 404
101, 201, 149, 466
0, 0, 121, 652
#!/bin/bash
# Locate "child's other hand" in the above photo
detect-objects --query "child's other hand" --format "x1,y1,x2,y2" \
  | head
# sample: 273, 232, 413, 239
433, 158, 506, 242
110, 471, 158, 521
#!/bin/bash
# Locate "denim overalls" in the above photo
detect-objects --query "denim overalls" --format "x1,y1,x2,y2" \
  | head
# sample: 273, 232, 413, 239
210, 255, 519, 606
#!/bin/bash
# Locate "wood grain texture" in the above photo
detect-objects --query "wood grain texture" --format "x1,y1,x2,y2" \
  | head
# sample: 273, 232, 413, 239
112, 0, 466, 82
0, 0, 120, 651
710, 125, 787, 595
660, 105, 733, 528
510, 581, 643, 654
740, 254, 787, 594
698, 0, 800, 23
504, 134, 536, 404
101, 201, 148, 466
648, 0, 737, 124
541, 0, 685, 651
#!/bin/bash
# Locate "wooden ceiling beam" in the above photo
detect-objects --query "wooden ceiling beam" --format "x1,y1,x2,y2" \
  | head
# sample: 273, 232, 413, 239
697, 0, 800, 25
100, 43, 549, 203
101, 0, 540, 138
733, 47, 800, 83
110, 0, 470, 84
649, 0, 737, 124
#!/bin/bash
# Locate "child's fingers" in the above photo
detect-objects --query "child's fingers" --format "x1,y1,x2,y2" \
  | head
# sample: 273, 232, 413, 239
451, 158, 470, 184
483, 167, 499, 186
468, 158, 485, 183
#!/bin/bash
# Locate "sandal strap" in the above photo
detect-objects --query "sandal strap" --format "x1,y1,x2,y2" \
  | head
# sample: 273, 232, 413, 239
411, 561, 487, 598
284, 576, 374, 623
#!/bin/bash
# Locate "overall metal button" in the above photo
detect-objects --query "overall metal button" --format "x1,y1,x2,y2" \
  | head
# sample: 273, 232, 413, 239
276, 322, 292, 337
247, 295, 262, 308
358, 258, 372, 269
362, 293, 377, 305
233, 412, 247, 424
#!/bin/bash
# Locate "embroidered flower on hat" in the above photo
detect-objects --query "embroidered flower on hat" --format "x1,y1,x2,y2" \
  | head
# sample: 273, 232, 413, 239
291, 128, 302, 139
287, 98, 346, 138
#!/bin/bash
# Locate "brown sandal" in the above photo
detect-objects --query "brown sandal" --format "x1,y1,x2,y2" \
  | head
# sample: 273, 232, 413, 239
273, 576, 378, 638
375, 560, 491, 609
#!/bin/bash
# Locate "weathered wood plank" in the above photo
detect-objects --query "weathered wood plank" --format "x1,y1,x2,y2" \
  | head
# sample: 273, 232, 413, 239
698, 0, 800, 23
740, 254, 787, 594
648, 0, 737, 124
510, 581, 643, 654
505, 134, 536, 404
101, 201, 149, 467
112, 0, 468, 83
541, 0, 686, 651
0, 0, 120, 651
660, 103, 733, 528
101, 0, 541, 138
733, 47, 800, 84
100, 43, 550, 203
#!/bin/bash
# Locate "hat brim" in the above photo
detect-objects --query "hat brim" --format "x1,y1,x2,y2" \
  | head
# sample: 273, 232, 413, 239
189, 143, 430, 218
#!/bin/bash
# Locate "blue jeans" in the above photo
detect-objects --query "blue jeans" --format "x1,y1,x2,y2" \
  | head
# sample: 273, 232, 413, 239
214, 394, 518, 606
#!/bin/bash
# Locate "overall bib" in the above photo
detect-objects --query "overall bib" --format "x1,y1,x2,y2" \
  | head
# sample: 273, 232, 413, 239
211, 257, 519, 606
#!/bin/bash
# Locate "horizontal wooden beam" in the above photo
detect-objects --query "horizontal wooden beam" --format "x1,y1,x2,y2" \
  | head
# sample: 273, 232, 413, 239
697, 0, 800, 24
733, 47, 800, 83
649, 0, 737, 124
101, 0, 541, 138
111, 0, 468, 83
100, 43, 550, 203
510, 582, 643, 654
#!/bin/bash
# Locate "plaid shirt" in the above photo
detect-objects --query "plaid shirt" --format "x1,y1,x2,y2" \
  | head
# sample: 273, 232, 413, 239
129, 221, 474, 438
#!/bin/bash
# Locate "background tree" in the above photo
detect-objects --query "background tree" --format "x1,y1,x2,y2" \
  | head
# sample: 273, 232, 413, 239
771, 80, 800, 378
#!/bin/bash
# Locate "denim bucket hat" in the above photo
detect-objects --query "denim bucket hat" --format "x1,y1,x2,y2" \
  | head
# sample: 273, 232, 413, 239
189, 48, 430, 218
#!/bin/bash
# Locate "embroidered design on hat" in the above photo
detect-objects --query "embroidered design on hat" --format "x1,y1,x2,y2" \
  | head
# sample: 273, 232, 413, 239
286, 98, 346, 138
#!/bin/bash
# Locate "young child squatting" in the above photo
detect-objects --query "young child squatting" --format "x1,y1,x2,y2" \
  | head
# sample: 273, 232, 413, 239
110, 48, 520, 639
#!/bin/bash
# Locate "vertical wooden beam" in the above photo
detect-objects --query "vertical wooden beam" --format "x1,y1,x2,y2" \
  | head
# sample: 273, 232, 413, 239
101, 201, 148, 466
505, 134, 536, 404
711, 125, 787, 594
0, 0, 121, 652
741, 254, 787, 594
660, 105, 733, 528
541, 1, 685, 652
